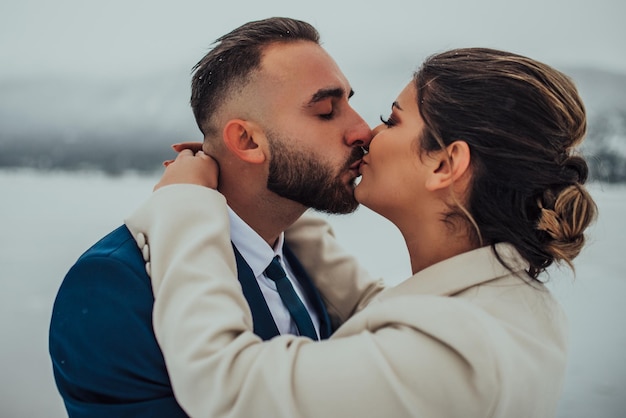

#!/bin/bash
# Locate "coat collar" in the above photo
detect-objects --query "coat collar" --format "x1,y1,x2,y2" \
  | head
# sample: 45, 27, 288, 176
377, 243, 531, 301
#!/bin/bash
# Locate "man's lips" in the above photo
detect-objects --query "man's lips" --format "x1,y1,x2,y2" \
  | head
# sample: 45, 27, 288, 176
349, 159, 362, 170
348, 159, 363, 178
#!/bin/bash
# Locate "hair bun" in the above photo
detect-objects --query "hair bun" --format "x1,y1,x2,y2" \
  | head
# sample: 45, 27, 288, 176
560, 155, 589, 183
536, 185, 596, 265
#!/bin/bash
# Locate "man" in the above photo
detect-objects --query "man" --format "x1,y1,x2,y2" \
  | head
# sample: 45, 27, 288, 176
49, 17, 371, 417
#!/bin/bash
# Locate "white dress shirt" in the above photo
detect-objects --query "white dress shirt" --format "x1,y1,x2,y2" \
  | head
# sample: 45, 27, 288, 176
227, 207, 320, 338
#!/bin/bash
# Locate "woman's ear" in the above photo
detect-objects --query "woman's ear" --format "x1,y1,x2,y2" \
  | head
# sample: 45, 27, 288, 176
425, 140, 471, 191
222, 119, 267, 164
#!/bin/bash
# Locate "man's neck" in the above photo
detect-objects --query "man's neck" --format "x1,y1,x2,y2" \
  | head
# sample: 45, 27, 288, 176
218, 166, 307, 247
226, 197, 305, 247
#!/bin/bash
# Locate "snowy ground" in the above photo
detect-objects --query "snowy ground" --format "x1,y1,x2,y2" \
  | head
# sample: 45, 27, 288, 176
1, 170, 624, 417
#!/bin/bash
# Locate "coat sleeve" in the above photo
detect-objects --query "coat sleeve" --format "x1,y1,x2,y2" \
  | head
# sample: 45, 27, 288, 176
284, 213, 385, 327
125, 185, 500, 418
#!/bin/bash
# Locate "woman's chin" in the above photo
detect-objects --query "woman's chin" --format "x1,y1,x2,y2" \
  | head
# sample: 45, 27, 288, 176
353, 181, 367, 205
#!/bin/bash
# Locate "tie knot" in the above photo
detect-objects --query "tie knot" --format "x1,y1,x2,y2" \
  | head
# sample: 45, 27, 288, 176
265, 256, 286, 282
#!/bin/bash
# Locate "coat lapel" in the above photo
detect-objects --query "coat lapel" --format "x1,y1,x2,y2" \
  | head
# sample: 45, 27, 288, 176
232, 243, 333, 340
284, 245, 333, 339
232, 245, 280, 341
377, 243, 532, 302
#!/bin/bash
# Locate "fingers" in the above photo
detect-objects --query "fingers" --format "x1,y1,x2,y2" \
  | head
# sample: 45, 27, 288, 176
195, 150, 211, 160
163, 149, 212, 167
154, 151, 219, 191
166, 142, 203, 167
176, 148, 195, 159
172, 142, 203, 153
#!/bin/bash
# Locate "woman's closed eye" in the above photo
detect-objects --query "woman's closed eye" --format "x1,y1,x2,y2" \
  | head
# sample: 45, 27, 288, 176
380, 114, 398, 127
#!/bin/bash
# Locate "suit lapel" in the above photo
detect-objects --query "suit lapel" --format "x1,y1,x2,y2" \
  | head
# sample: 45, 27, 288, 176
232, 245, 280, 341
232, 243, 333, 340
284, 245, 333, 339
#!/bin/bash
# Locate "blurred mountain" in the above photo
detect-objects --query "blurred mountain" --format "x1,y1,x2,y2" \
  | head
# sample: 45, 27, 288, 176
0, 67, 625, 180
0, 72, 199, 175
565, 67, 626, 111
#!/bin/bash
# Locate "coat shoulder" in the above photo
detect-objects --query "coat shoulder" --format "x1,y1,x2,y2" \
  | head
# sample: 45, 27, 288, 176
76, 225, 145, 275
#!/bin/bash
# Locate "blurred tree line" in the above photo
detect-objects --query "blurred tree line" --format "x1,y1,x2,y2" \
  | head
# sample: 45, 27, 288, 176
1, 110, 625, 182
585, 108, 626, 183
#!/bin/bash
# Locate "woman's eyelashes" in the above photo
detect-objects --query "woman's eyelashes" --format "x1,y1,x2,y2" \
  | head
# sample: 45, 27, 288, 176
380, 114, 397, 127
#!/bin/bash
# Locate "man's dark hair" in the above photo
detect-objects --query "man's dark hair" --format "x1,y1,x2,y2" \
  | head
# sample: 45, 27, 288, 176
191, 17, 320, 137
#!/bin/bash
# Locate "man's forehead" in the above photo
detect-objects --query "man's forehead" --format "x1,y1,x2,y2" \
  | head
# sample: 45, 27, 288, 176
258, 41, 352, 101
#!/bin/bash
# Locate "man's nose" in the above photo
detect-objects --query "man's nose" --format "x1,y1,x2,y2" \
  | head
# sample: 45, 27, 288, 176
345, 112, 373, 148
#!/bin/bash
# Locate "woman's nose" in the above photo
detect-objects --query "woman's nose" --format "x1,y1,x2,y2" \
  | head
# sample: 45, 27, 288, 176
372, 123, 385, 136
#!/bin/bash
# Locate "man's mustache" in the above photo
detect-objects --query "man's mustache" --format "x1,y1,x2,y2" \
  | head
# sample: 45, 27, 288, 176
345, 147, 366, 169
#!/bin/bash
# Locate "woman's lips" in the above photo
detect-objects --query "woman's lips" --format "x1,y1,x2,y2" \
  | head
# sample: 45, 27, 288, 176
358, 159, 368, 174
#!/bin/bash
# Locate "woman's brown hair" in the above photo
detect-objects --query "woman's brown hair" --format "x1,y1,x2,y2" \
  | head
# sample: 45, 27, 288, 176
414, 48, 598, 279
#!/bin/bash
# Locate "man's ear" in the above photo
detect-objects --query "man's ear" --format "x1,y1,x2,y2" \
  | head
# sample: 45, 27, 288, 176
222, 119, 266, 164
425, 140, 471, 191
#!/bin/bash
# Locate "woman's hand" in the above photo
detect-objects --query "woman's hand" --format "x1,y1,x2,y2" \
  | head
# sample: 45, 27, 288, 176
154, 145, 219, 191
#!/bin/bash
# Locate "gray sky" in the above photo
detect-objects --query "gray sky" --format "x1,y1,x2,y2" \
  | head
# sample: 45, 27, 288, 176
1, 0, 625, 80
1, 0, 624, 136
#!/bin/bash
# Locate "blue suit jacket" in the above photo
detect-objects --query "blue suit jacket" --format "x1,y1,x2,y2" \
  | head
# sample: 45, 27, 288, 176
49, 225, 332, 417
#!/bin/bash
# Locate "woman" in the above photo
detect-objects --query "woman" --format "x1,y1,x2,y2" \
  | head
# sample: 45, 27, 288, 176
127, 48, 597, 417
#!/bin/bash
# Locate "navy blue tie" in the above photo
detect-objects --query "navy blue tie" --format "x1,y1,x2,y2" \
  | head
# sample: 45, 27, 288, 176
264, 256, 319, 340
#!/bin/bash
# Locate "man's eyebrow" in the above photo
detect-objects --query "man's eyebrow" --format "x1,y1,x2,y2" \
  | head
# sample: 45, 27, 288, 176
306, 87, 354, 107
392, 101, 403, 111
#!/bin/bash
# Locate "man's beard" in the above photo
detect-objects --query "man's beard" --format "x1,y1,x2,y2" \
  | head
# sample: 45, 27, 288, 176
266, 133, 364, 214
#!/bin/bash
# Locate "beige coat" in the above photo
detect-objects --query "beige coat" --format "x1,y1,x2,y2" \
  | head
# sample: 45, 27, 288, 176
125, 185, 568, 418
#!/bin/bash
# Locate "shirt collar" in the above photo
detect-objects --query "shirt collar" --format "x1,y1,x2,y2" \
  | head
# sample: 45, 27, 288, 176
227, 206, 285, 278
